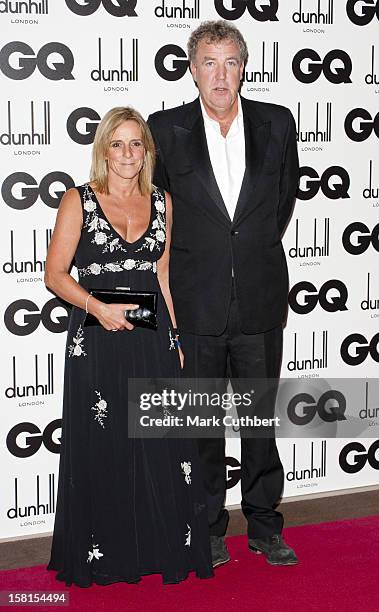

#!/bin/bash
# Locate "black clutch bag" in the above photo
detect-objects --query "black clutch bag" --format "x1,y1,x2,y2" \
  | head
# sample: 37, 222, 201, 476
84, 287, 158, 330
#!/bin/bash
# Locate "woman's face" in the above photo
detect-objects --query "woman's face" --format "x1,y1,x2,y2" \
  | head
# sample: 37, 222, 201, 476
106, 120, 145, 181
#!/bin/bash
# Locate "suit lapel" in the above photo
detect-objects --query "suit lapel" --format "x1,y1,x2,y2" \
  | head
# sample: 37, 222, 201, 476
233, 99, 271, 225
189, 117, 231, 222
174, 98, 230, 225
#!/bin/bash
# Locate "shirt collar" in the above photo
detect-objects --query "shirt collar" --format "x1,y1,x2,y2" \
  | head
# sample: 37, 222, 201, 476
200, 95, 243, 135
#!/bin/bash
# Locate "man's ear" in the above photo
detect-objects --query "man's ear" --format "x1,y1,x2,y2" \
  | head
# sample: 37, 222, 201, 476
239, 62, 245, 81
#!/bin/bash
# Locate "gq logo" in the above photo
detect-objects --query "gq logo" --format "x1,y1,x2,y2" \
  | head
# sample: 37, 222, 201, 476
65, 0, 137, 15
339, 440, 379, 474
346, 0, 379, 25
288, 280, 348, 314
155, 45, 188, 81
342, 222, 379, 255
2, 172, 75, 210
344, 109, 379, 141
340, 333, 379, 365
0, 42, 74, 80
214, 0, 278, 21
6, 420, 61, 458
292, 49, 352, 84
67, 107, 101, 144
298, 166, 350, 200
287, 390, 347, 425
4, 299, 70, 336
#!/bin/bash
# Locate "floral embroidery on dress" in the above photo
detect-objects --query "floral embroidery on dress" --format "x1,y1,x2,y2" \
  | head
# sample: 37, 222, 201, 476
91, 391, 108, 428
168, 328, 176, 351
181, 461, 192, 485
87, 535, 104, 563
82, 184, 166, 256
82, 184, 127, 255
78, 259, 157, 277
184, 524, 191, 547
68, 325, 86, 357
135, 190, 166, 254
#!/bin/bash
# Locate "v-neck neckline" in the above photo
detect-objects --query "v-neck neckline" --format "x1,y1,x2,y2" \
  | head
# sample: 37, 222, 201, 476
87, 183, 154, 247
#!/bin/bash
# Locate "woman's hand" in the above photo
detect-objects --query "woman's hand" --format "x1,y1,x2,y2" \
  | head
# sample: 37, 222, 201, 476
94, 302, 139, 331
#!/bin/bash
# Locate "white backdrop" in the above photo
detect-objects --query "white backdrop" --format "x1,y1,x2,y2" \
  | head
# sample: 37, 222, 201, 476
1, 0, 379, 539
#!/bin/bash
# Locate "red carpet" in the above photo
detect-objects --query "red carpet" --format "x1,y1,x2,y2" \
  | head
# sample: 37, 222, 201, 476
1, 516, 377, 612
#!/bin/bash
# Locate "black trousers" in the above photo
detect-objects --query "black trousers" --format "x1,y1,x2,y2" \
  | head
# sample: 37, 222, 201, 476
181, 288, 284, 539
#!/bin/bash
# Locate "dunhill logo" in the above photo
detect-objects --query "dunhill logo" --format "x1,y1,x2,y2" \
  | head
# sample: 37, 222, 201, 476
287, 331, 328, 372
286, 441, 327, 481
288, 218, 330, 259
361, 273, 379, 311
7, 473, 56, 519
5, 353, 54, 398
3, 229, 51, 274
0, 0, 48, 13
296, 102, 332, 143
363, 160, 379, 199
365, 45, 379, 85
244, 41, 279, 84
154, 0, 200, 18
292, 0, 334, 24
90, 38, 138, 82
0, 101, 50, 146
359, 381, 379, 420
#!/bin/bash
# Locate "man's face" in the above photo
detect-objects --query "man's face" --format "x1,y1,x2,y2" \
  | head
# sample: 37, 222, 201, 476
190, 38, 244, 115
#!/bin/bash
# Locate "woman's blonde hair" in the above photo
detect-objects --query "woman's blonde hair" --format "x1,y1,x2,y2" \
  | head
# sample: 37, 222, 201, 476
90, 106, 155, 195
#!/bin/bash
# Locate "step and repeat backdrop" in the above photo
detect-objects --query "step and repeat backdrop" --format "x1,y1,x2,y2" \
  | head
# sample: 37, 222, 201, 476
1, 0, 379, 539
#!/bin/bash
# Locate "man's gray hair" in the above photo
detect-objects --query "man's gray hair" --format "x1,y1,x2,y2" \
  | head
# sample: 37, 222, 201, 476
187, 20, 248, 65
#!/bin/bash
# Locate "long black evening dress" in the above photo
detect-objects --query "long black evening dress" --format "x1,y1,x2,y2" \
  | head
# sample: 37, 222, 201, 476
47, 184, 213, 586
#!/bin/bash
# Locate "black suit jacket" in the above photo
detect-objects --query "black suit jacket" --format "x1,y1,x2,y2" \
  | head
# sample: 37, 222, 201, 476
148, 96, 299, 335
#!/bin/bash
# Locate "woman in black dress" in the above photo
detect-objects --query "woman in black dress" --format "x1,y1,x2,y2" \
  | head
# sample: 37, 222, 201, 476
45, 106, 213, 586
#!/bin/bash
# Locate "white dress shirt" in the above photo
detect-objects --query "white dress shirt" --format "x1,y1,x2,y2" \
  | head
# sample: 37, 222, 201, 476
200, 95, 245, 221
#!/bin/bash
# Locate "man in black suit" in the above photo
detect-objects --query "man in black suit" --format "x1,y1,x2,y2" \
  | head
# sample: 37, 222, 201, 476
148, 20, 299, 567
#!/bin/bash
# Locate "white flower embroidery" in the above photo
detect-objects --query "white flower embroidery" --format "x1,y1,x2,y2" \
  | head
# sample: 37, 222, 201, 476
155, 199, 165, 213
91, 391, 108, 428
87, 536, 104, 563
138, 261, 152, 270
135, 190, 166, 254
84, 199, 96, 212
104, 263, 123, 272
124, 259, 136, 270
184, 524, 191, 547
168, 329, 176, 351
68, 325, 86, 358
94, 231, 107, 245
78, 259, 156, 277
89, 263, 101, 275
181, 461, 192, 485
